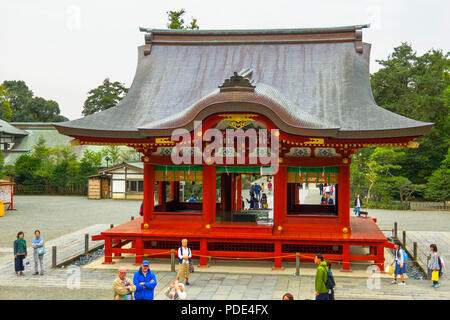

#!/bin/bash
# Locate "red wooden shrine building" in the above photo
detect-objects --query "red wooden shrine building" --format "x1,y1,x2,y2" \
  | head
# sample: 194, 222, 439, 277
55, 25, 432, 270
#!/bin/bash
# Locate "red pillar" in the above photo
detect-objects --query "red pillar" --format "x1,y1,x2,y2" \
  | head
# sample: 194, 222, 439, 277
231, 174, 236, 211
157, 181, 164, 205
170, 182, 175, 201
342, 244, 350, 271
236, 175, 242, 210
199, 239, 208, 267
143, 161, 154, 226
160, 182, 167, 211
103, 237, 114, 264
294, 184, 300, 204
173, 181, 180, 202
202, 165, 216, 225
273, 165, 287, 228
376, 244, 385, 271
135, 238, 143, 265
338, 162, 351, 229
274, 241, 282, 269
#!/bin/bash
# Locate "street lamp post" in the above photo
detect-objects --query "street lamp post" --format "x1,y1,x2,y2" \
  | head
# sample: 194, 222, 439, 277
105, 156, 110, 168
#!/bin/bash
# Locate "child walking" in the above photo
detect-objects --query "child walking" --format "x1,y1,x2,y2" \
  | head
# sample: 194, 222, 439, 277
391, 240, 406, 286
427, 244, 440, 288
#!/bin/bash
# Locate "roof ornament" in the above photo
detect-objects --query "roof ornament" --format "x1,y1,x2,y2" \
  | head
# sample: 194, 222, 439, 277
219, 71, 256, 93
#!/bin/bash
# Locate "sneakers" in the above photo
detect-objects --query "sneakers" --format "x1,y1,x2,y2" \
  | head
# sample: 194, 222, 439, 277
185, 281, 190, 286
398, 282, 406, 286
430, 283, 436, 287
33, 272, 39, 275
391, 280, 397, 284
434, 284, 440, 288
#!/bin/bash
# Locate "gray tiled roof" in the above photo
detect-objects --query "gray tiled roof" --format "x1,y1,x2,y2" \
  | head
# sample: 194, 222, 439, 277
54, 27, 432, 140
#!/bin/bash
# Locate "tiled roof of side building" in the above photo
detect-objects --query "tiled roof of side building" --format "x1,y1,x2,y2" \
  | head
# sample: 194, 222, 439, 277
54, 25, 432, 140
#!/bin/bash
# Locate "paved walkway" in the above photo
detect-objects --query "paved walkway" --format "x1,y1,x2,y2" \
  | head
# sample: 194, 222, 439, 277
1, 265, 448, 300
1, 195, 449, 300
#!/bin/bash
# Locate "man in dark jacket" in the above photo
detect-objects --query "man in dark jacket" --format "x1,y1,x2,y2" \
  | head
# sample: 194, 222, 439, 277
133, 260, 157, 300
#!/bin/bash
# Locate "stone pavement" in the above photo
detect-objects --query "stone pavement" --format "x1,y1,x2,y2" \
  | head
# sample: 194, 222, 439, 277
1, 195, 449, 300
1, 265, 449, 300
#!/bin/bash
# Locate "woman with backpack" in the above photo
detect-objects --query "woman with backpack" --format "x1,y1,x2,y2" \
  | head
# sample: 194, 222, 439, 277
326, 261, 336, 300
427, 244, 440, 288
177, 239, 192, 286
391, 240, 406, 286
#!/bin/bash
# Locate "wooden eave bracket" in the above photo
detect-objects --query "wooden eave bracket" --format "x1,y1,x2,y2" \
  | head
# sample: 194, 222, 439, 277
354, 28, 363, 53
144, 32, 153, 56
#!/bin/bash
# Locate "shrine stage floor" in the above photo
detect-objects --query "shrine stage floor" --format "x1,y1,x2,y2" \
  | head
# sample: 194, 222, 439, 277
93, 215, 390, 269
97, 216, 388, 244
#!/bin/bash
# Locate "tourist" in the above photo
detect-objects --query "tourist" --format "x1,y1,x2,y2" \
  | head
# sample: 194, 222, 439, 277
282, 293, 294, 300
327, 194, 334, 205
261, 182, 265, 193
31, 230, 45, 275
113, 267, 136, 300
314, 253, 329, 300
139, 202, 143, 216
391, 240, 406, 286
427, 244, 440, 288
354, 194, 362, 216
324, 183, 331, 195
250, 183, 255, 199
164, 280, 187, 300
187, 194, 197, 202
133, 260, 157, 300
321, 193, 327, 205
267, 181, 272, 194
177, 239, 192, 285
319, 183, 324, 195
246, 197, 255, 209
261, 193, 268, 209
254, 183, 262, 201
326, 261, 336, 300
13, 231, 27, 276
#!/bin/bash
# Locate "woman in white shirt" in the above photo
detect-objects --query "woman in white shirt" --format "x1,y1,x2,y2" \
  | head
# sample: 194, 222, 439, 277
176, 239, 192, 285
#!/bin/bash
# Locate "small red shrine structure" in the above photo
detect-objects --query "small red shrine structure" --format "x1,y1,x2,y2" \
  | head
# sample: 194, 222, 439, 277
55, 25, 432, 270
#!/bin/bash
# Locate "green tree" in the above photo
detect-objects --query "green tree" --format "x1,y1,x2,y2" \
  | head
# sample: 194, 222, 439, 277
0, 151, 5, 178
1, 80, 68, 122
1, 80, 33, 121
424, 148, 450, 206
167, 9, 199, 30
82, 78, 128, 116
370, 43, 450, 184
14, 154, 46, 193
0, 85, 12, 121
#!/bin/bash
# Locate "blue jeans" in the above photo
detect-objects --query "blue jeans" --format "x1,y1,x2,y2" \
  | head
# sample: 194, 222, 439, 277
316, 293, 329, 300
355, 207, 360, 216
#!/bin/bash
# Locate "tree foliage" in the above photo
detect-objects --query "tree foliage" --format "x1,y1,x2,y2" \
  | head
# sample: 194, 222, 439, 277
167, 9, 199, 30
1, 80, 68, 122
424, 148, 450, 204
371, 43, 450, 184
82, 78, 128, 116
0, 85, 12, 121
350, 43, 449, 208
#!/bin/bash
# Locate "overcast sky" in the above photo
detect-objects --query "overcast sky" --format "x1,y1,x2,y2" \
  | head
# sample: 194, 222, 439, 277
1, 0, 449, 120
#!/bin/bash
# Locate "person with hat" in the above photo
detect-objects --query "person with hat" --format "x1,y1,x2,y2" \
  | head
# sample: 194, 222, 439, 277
314, 253, 329, 300
133, 260, 157, 300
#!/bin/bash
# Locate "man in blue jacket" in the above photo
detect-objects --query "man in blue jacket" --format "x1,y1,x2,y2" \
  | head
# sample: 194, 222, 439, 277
133, 260, 157, 300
